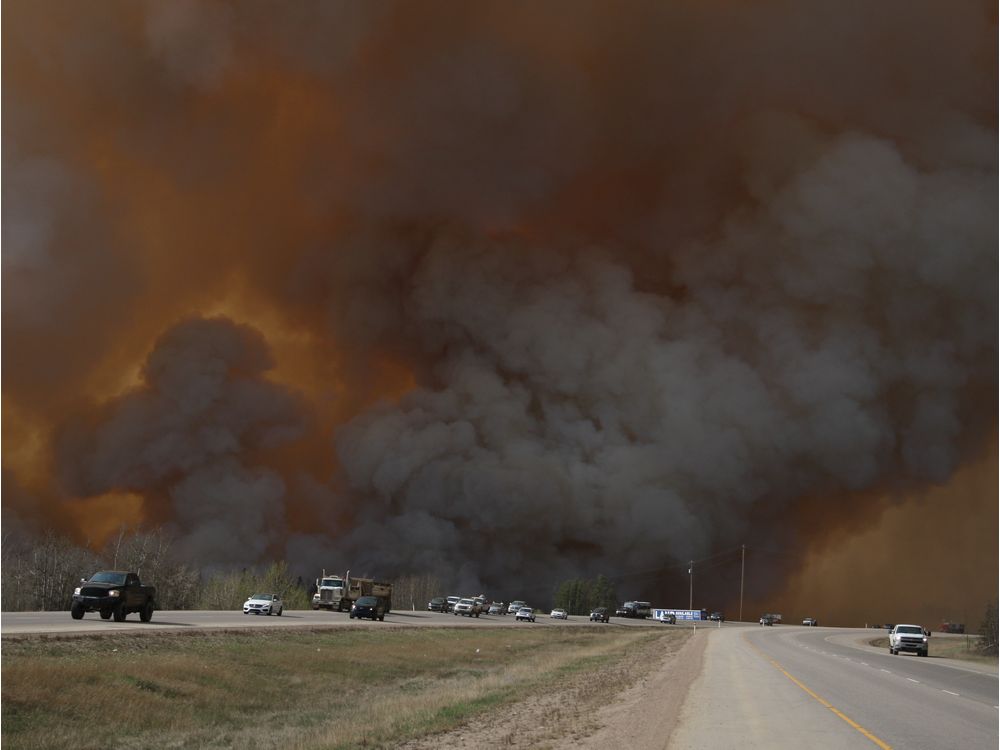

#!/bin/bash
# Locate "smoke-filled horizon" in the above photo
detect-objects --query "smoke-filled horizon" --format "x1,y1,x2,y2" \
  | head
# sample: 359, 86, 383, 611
3, 1, 996, 622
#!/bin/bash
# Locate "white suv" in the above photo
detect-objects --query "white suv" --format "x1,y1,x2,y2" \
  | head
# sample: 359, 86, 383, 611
889, 624, 929, 657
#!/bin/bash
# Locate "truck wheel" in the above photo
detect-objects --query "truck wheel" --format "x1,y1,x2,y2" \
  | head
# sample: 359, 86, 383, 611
71, 603, 85, 620
113, 604, 127, 622
379, 615, 385, 621
277, 608, 282, 616
920, 650, 928, 657
140, 602, 154, 623
475, 612, 480, 618
100, 609, 112, 620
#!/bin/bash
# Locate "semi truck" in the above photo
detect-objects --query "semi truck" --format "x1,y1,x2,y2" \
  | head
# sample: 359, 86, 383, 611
312, 570, 393, 612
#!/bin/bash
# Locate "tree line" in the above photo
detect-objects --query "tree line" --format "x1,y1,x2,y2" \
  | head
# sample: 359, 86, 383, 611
0, 528, 441, 613
551, 575, 619, 615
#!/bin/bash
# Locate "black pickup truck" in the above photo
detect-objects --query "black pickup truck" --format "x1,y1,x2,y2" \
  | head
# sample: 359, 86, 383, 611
71, 571, 157, 623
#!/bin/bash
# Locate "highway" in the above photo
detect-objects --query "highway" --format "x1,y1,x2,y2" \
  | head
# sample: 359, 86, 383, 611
669, 624, 998, 750
5, 611, 996, 749
0, 607, 674, 636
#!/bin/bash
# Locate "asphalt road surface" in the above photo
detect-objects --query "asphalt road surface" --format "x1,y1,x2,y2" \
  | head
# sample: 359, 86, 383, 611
669, 625, 998, 750
0, 608, 680, 636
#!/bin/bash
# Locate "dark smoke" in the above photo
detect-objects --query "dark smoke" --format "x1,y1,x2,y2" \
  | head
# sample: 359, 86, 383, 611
2, 1, 995, 618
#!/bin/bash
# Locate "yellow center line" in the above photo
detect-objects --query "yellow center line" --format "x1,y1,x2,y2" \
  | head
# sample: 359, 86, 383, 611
745, 635, 893, 750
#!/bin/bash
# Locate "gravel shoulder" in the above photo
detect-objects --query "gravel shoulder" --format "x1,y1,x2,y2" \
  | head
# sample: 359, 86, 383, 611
398, 626, 705, 750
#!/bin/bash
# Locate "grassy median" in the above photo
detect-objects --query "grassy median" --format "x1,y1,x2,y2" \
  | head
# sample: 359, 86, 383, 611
2, 625, 688, 749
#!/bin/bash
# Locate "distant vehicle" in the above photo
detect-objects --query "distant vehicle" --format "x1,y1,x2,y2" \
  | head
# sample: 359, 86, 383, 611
654, 611, 677, 624
590, 607, 610, 623
802, 617, 818, 627
708, 612, 725, 622
889, 624, 929, 657
940, 622, 965, 634
550, 608, 568, 620
760, 614, 775, 626
507, 600, 527, 614
244, 593, 283, 616
515, 607, 536, 622
488, 602, 504, 615
454, 598, 482, 617
427, 597, 448, 612
314, 570, 392, 612
71, 571, 156, 623
474, 595, 489, 611
446, 596, 461, 612
350, 595, 387, 621
617, 601, 650, 618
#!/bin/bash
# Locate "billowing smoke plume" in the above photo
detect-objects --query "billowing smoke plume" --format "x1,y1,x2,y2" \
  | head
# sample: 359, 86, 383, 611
3, 1, 995, 615
56, 318, 307, 567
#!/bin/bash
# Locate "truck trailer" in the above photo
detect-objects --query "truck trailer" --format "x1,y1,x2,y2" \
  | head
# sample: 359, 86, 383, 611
313, 570, 393, 612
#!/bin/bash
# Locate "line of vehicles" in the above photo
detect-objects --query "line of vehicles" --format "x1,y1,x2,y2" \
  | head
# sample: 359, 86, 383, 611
68, 569, 823, 631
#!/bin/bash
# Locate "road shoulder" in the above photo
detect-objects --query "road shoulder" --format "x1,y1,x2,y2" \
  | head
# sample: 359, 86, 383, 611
577, 626, 707, 749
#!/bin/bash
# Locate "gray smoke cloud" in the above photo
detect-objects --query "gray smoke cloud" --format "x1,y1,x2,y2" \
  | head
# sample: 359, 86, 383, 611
305, 129, 995, 592
57, 318, 307, 568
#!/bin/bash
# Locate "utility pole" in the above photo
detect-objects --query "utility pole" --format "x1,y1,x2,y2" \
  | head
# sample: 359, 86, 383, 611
739, 544, 746, 623
688, 560, 694, 610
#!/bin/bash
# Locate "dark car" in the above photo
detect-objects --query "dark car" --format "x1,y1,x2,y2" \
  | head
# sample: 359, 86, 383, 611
71, 571, 156, 623
709, 612, 725, 622
427, 597, 448, 612
590, 607, 610, 623
351, 595, 387, 621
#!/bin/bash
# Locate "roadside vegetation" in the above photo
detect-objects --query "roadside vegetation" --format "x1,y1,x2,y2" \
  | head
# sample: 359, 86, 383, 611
2, 626, 688, 749
1, 528, 441, 613
551, 575, 619, 615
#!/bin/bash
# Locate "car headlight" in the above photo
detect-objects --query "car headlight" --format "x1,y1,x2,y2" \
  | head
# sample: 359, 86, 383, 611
922, 637, 928, 642
74, 587, 81, 595
109, 590, 121, 597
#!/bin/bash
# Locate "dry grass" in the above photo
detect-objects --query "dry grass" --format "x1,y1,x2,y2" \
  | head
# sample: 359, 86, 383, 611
868, 634, 997, 664
2, 626, 686, 749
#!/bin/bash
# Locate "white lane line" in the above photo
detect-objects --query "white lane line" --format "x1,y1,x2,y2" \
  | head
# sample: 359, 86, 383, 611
942, 690, 960, 696
860, 662, 868, 666
907, 678, 920, 683
880, 669, 892, 673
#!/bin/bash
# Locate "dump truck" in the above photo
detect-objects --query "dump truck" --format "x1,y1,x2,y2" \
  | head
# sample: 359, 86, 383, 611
313, 570, 392, 612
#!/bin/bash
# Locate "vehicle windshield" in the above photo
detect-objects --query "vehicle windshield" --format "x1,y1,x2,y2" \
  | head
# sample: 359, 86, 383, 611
518, 607, 531, 612
448, 596, 460, 602
90, 572, 127, 585
321, 578, 343, 588
356, 596, 377, 605
897, 625, 923, 634
459, 599, 474, 605
431, 597, 444, 603
250, 594, 273, 601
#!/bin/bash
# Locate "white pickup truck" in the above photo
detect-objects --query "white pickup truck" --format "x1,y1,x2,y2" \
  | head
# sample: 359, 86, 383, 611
889, 623, 929, 657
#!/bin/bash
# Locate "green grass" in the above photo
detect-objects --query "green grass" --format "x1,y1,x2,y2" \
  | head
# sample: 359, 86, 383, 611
2, 626, 688, 749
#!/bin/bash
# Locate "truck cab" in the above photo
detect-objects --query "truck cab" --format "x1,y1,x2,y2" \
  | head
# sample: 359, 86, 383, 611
889, 624, 929, 657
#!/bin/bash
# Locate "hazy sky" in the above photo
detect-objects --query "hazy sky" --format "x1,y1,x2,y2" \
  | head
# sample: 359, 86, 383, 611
3, 1, 996, 622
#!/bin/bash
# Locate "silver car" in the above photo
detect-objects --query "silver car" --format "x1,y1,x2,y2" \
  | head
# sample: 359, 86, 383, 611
515, 607, 536, 622
243, 593, 283, 616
